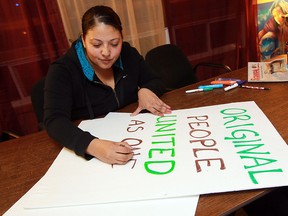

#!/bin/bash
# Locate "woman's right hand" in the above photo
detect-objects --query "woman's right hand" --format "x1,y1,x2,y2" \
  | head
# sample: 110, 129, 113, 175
86, 138, 133, 165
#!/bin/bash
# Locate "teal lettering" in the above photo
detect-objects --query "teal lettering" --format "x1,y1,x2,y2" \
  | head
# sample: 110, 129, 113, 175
224, 129, 259, 140
226, 123, 254, 129
223, 114, 251, 125
220, 107, 285, 185
221, 108, 247, 115
233, 138, 262, 143
235, 143, 270, 155
220, 108, 249, 125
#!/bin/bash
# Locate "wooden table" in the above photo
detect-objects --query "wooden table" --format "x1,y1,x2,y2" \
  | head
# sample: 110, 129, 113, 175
1, 67, 288, 215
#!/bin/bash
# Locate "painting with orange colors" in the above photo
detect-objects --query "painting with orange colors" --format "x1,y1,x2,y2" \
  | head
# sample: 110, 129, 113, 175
256, 0, 288, 60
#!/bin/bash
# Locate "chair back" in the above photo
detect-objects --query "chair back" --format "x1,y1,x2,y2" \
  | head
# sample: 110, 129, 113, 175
31, 78, 45, 130
145, 44, 197, 92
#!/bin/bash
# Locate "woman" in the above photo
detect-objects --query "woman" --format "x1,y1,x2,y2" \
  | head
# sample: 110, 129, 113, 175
44, 5, 171, 165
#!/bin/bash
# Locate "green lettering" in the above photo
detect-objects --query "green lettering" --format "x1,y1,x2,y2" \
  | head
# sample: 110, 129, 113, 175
144, 160, 175, 175
152, 133, 175, 137
152, 137, 176, 146
248, 169, 283, 184
240, 155, 277, 169
148, 148, 175, 157
156, 115, 177, 123
155, 123, 176, 132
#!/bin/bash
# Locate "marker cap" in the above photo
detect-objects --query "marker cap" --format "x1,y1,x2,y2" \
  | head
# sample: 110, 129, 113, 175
198, 84, 223, 89
202, 87, 214, 91
185, 87, 213, 93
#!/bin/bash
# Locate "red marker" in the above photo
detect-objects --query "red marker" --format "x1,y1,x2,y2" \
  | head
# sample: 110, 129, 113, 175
240, 85, 270, 90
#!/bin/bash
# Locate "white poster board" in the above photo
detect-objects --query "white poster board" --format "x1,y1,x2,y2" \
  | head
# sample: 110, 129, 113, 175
4, 101, 288, 215
4, 189, 198, 216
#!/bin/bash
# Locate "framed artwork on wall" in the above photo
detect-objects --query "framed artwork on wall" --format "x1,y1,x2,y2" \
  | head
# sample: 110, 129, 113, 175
256, 0, 288, 61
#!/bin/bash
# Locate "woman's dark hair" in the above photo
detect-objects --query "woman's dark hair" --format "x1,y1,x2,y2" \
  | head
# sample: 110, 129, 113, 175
82, 5, 123, 38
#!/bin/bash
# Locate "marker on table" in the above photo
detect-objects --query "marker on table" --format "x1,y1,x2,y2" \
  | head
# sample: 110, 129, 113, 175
185, 87, 213, 94
211, 80, 236, 85
224, 80, 247, 92
198, 84, 223, 89
240, 85, 270, 90
215, 77, 242, 81
224, 82, 239, 91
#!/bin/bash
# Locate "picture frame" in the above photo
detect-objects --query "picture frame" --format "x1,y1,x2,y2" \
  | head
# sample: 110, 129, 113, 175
256, 0, 288, 61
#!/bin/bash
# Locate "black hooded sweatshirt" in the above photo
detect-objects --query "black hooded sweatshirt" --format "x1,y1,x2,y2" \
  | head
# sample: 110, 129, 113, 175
44, 41, 165, 159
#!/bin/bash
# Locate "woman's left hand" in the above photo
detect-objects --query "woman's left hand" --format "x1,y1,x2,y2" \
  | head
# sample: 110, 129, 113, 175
131, 88, 172, 116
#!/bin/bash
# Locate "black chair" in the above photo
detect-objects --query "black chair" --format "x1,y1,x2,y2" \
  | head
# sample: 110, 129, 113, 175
31, 77, 45, 131
0, 130, 20, 142
145, 44, 232, 92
